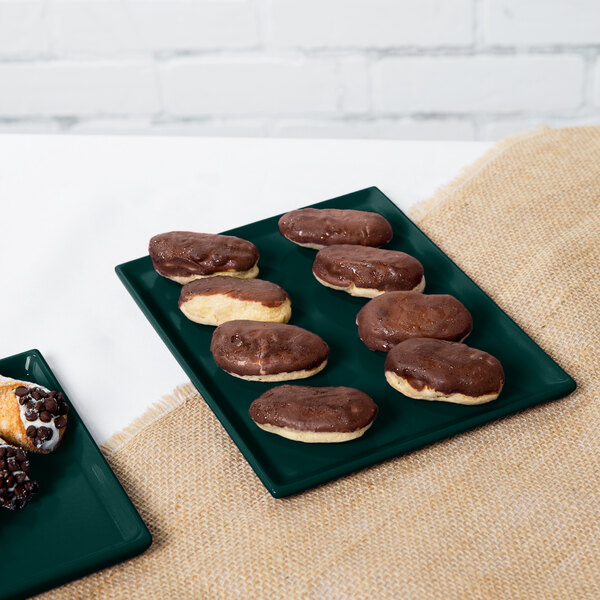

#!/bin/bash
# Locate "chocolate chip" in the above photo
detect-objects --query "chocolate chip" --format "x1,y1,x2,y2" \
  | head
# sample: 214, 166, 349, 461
25, 410, 38, 422
54, 415, 67, 429
44, 398, 58, 413
39, 389, 48, 398
14, 386, 28, 397
37, 427, 53, 441
26, 426, 37, 438
31, 389, 41, 400
39, 411, 52, 423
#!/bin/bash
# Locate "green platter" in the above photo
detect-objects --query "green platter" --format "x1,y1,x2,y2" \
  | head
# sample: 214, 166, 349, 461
0, 350, 151, 600
115, 187, 575, 498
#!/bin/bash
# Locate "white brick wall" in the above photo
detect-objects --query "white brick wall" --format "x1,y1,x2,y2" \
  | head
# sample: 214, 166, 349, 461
0, 0, 598, 140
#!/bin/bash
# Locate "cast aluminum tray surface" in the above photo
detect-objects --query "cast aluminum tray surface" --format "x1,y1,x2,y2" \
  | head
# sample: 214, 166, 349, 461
115, 187, 575, 498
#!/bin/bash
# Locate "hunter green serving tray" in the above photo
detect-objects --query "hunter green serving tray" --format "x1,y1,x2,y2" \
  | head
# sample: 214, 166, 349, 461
116, 187, 575, 498
0, 350, 151, 600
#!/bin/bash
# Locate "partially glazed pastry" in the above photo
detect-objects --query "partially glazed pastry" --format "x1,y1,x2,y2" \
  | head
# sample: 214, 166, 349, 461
0, 375, 68, 454
385, 338, 504, 405
210, 321, 329, 382
278, 208, 393, 249
357, 291, 473, 352
0, 437, 38, 510
249, 385, 378, 443
179, 276, 291, 326
149, 231, 259, 284
313, 245, 425, 297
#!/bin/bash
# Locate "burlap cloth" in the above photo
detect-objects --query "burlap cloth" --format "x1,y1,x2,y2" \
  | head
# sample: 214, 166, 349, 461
38, 126, 599, 599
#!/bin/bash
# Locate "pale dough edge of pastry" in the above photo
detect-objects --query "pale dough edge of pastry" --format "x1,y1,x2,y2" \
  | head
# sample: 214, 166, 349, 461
224, 359, 327, 382
165, 264, 259, 285
384, 371, 501, 405
313, 273, 425, 298
180, 295, 291, 326
253, 421, 374, 443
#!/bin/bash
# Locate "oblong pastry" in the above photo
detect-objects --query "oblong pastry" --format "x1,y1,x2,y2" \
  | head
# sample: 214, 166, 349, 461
149, 231, 259, 284
278, 208, 393, 249
0, 375, 68, 454
313, 245, 425, 297
249, 385, 378, 443
357, 291, 473, 352
0, 437, 38, 510
385, 338, 504, 405
210, 321, 329, 382
179, 276, 291, 326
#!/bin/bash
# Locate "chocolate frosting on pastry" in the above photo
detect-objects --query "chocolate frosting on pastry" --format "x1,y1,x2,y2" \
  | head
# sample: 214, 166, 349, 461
179, 276, 289, 308
385, 338, 504, 397
357, 291, 472, 352
149, 231, 259, 279
278, 208, 393, 247
313, 245, 424, 292
211, 321, 329, 376
249, 385, 377, 433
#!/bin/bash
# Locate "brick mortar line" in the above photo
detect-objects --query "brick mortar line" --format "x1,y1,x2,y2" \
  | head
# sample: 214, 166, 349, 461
1, 113, 597, 125
0, 46, 599, 64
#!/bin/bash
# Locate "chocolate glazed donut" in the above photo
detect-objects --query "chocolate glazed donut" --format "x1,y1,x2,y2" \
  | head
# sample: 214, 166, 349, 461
249, 385, 378, 443
357, 291, 473, 352
278, 208, 393, 249
385, 338, 504, 405
210, 321, 329, 382
149, 231, 260, 284
179, 276, 292, 326
313, 245, 425, 297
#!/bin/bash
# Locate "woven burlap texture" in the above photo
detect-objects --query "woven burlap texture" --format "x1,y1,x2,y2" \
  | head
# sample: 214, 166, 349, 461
38, 126, 600, 600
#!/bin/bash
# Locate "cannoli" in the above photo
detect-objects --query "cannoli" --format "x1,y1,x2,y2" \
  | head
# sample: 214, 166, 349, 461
0, 437, 38, 510
0, 375, 68, 453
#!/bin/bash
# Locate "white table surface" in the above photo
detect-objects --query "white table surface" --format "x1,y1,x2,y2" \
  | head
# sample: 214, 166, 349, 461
0, 134, 491, 444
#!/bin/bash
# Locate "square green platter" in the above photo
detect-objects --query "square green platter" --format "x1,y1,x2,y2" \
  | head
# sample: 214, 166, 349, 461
115, 187, 575, 499
0, 350, 151, 600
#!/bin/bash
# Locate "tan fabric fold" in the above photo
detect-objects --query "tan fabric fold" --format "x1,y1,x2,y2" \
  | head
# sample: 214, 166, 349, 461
37, 126, 600, 600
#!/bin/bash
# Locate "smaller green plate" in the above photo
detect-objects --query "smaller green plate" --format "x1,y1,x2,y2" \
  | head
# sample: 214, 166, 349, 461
116, 186, 576, 498
0, 350, 151, 600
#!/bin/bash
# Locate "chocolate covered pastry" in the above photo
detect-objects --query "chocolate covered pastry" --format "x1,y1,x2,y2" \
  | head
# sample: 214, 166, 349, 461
313, 245, 425, 297
179, 276, 291, 326
249, 385, 378, 443
0, 437, 38, 510
357, 291, 473, 352
278, 208, 393, 249
0, 375, 68, 454
385, 338, 504, 405
149, 231, 259, 284
210, 321, 329, 382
